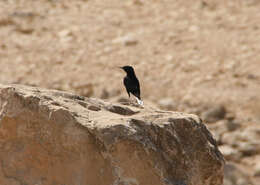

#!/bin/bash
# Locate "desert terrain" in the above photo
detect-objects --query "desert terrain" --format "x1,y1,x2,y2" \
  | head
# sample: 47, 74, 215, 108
0, 0, 260, 184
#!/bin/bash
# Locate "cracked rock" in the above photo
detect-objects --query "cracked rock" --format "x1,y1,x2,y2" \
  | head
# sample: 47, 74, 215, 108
0, 84, 224, 185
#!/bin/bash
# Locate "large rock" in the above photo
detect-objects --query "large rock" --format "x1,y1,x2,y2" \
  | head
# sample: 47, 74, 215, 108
0, 84, 224, 185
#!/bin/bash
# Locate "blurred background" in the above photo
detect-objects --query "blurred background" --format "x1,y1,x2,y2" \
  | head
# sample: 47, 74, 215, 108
0, 0, 259, 184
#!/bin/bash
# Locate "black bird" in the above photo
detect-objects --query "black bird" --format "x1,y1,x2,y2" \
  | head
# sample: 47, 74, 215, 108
120, 66, 142, 103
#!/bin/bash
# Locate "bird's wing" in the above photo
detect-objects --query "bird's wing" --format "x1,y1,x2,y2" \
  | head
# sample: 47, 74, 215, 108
123, 77, 141, 100
132, 80, 141, 99
123, 77, 131, 97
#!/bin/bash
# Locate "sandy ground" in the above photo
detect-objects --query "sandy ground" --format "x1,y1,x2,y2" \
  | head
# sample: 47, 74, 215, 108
0, 0, 260, 184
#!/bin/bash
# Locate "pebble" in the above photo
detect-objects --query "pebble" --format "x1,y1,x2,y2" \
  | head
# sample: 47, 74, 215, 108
219, 145, 242, 161
157, 98, 177, 110
224, 163, 253, 185
112, 34, 138, 46
253, 162, 260, 177
202, 105, 226, 123
238, 142, 258, 157
226, 120, 241, 132
221, 131, 240, 146
87, 105, 101, 111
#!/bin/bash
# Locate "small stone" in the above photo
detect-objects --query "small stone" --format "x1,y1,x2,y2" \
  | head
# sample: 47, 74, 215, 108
226, 120, 241, 132
100, 88, 109, 99
157, 98, 177, 110
132, 0, 144, 5
247, 74, 257, 80
189, 25, 199, 32
225, 112, 235, 121
202, 105, 226, 123
221, 131, 240, 146
15, 27, 34, 34
164, 55, 173, 61
219, 145, 242, 161
253, 162, 260, 177
58, 29, 73, 42
240, 126, 260, 142
58, 29, 71, 38
112, 34, 138, 46
224, 163, 253, 185
77, 100, 88, 108
87, 105, 101, 111
238, 143, 258, 157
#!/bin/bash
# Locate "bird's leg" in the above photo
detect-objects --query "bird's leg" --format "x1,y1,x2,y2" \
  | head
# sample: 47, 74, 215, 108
135, 97, 144, 106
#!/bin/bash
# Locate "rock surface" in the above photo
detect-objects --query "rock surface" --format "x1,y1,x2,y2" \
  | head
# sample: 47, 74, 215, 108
0, 84, 224, 185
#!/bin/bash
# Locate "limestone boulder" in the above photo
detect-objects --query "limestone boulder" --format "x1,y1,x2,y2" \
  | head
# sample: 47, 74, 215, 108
0, 84, 224, 185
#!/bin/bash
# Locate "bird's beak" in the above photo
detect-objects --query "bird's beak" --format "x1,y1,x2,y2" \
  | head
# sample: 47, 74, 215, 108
118, 66, 123, 70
